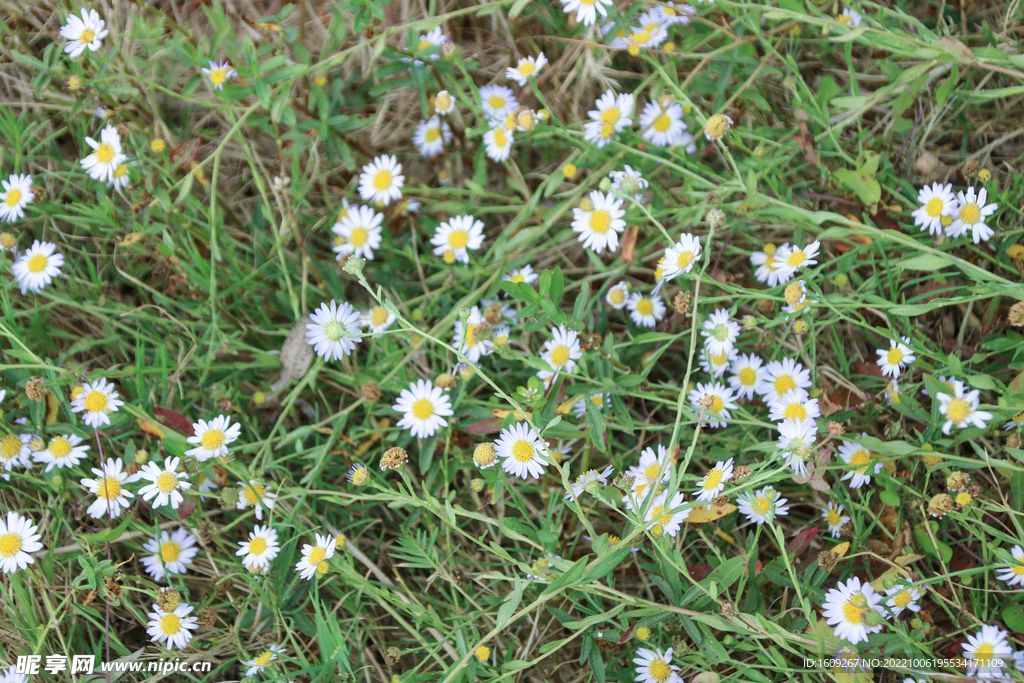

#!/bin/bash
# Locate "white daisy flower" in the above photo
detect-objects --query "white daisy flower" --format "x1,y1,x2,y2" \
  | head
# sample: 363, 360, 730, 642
295, 534, 336, 580
60, 8, 108, 58
71, 377, 123, 429
606, 282, 630, 309
936, 381, 992, 434
653, 2, 695, 25
822, 576, 885, 645
147, 602, 198, 650
947, 186, 997, 244
572, 191, 626, 254
700, 308, 740, 357
1003, 411, 1024, 431
306, 300, 363, 361
963, 624, 1011, 679
409, 27, 446, 65
875, 336, 914, 378
332, 205, 383, 261
358, 155, 404, 206
585, 90, 634, 147
33, 433, 89, 472
2, 665, 28, 683
244, 644, 288, 677
688, 381, 738, 428
699, 347, 737, 378
431, 215, 485, 265
483, 125, 515, 162
361, 305, 396, 333
750, 245, 788, 287
695, 458, 733, 503
632, 647, 682, 683
140, 528, 198, 582
781, 280, 816, 315
837, 8, 862, 26
107, 160, 131, 190
137, 457, 191, 509
645, 491, 689, 537
496, 422, 548, 479
453, 307, 494, 363
478, 84, 518, 121
822, 501, 850, 538
186, 414, 241, 462
81, 457, 134, 519
624, 444, 672, 511
728, 353, 766, 400
572, 393, 608, 419
0, 433, 31, 478
768, 390, 821, 424
626, 292, 666, 328
774, 240, 821, 278
757, 357, 812, 403
236, 480, 276, 520
608, 165, 648, 203
492, 323, 511, 347
610, 16, 668, 51
81, 125, 126, 183
538, 325, 582, 381
737, 487, 790, 525
504, 264, 538, 287
236, 524, 280, 571
506, 53, 548, 85
775, 419, 817, 477
413, 116, 452, 158
838, 436, 882, 489
201, 60, 237, 90
911, 182, 957, 236
560, 0, 614, 25
642, 100, 694, 150
660, 233, 702, 281
885, 582, 922, 617
11, 240, 64, 295
565, 464, 614, 500
394, 379, 454, 438
434, 89, 455, 115
0, 511, 43, 574
0, 174, 32, 222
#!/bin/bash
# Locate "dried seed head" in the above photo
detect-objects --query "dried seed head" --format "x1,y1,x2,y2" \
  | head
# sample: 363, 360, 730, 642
756, 328, 775, 349
706, 207, 726, 229
435, 373, 457, 389
967, 482, 982, 498
713, 495, 730, 507
673, 291, 691, 315
961, 159, 980, 179
220, 486, 239, 508
197, 607, 218, 628
784, 282, 805, 306
697, 393, 715, 409
1008, 301, 1024, 327
755, 299, 775, 315
826, 420, 845, 438
730, 465, 752, 482
946, 471, 971, 493
360, 381, 381, 402
380, 447, 408, 471
158, 588, 181, 612
1009, 433, 1022, 449
704, 114, 732, 141
928, 493, 954, 518
719, 600, 736, 618
123, 461, 142, 477
839, 521, 854, 537
182, 456, 200, 477
217, 397, 233, 414
817, 550, 837, 573
25, 377, 45, 402
384, 647, 402, 666
115, 122, 129, 139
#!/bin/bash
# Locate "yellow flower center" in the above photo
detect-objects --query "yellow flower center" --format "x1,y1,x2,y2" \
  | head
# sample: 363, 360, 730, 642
893, 591, 912, 608
4, 189, 21, 207
95, 143, 116, 164
580, 0, 596, 4
644, 463, 662, 480
349, 227, 369, 247
417, 39, 432, 50
425, 127, 440, 142
488, 95, 506, 110
600, 122, 615, 139
249, 537, 268, 555
648, 659, 672, 683
157, 471, 179, 493
676, 251, 694, 269
511, 440, 534, 462
209, 69, 227, 85
160, 541, 181, 562
710, 395, 724, 413
435, 93, 452, 110
784, 282, 804, 305
370, 307, 389, 327
842, 599, 865, 624
350, 468, 368, 485
702, 469, 723, 490
704, 114, 730, 139
551, 345, 570, 366
959, 202, 981, 224
609, 288, 626, 305
739, 368, 757, 386
201, 430, 225, 451
925, 197, 944, 217
654, 114, 671, 132
636, 299, 654, 316
316, 560, 329, 574
443, 250, 456, 264
79, 28, 96, 43
974, 643, 994, 663
475, 646, 490, 662
786, 250, 806, 267
601, 107, 621, 126
509, 274, 525, 283
243, 483, 266, 505
448, 229, 469, 249
826, 509, 841, 525
589, 210, 611, 234
849, 449, 870, 468
1012, 565, 1024, 576
493, 128, 507, 148
754, 496, 771, 514
97, 476, 122, 499
945, 397, 971, 422
518, 62, 536, 77
254, 650, 275, 666
113, 164, 128, 179
0, 435, 21, 460
592, 395, 603, 407
711, 351, 727, 366
27, 254, 48, 273
412, 398, 434, 420
0, 533, 22, 557
372, 170, 392, 191
308, 546, 327, 564
887, 348, 903, 365
160, 614, 181, 635
784, 403, 807, 421
773, 376, 795, 394
49, 436, 72, 458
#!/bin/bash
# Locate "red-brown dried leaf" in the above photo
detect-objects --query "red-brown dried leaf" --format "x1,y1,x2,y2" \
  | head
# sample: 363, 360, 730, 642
154, 407, 196, 436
